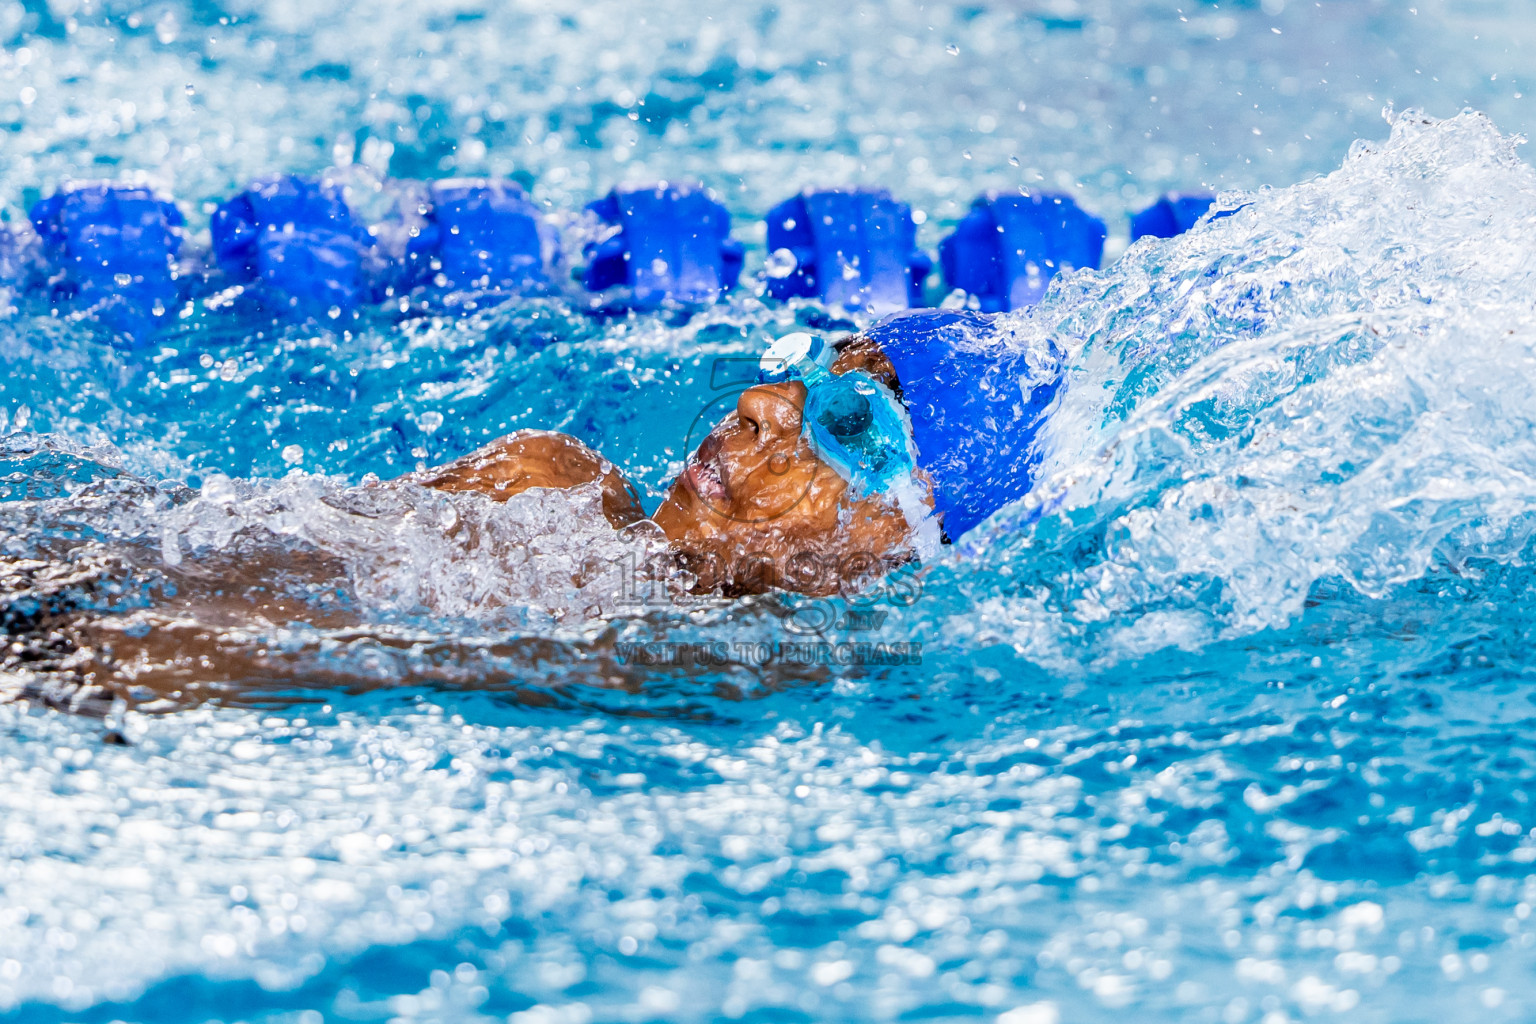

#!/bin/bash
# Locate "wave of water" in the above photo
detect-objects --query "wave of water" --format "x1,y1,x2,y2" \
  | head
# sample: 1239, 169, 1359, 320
884, 110, 1536, 670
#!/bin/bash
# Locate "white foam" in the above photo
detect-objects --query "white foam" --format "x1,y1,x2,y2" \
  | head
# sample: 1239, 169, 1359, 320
951, 110, 1536, 662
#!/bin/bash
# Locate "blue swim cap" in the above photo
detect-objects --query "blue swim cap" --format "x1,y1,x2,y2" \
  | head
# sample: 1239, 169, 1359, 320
865, 309, 1062, 539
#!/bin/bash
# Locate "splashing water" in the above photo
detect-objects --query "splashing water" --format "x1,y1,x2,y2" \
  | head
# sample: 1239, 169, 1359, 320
905, 110, 1536, 668
7, 1, 1536, 1020
5, 108, 1536, 1021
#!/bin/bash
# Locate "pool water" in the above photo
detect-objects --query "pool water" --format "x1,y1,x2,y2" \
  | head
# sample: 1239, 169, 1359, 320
5, 2, 1536, 1022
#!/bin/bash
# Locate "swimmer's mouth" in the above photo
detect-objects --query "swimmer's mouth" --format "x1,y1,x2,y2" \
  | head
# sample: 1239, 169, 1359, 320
683, 450, 729, 504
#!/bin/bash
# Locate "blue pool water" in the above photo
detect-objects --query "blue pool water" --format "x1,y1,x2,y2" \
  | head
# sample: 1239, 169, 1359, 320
6, 2, 1536, 1022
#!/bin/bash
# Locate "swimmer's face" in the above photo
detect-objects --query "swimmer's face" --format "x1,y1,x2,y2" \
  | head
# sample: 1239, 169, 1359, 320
652, 373, 922, 597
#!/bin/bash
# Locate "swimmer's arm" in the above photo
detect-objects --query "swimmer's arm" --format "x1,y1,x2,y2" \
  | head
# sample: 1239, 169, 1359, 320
412, 429, 647, 529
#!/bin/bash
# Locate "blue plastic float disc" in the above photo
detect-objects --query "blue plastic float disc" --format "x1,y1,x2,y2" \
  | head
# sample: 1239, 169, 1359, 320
763, 188, 932, 312
29, 182, 186, 344
938, 191, 1106, 311
406, 179, 546, 294
211, 175, 376, 313
1129, 193, 1217, 242
582, 183, 743, 310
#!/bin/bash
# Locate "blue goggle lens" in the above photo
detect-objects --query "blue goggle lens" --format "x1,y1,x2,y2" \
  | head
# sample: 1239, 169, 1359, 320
756, 333, 916, 497
817, 386, 875, 439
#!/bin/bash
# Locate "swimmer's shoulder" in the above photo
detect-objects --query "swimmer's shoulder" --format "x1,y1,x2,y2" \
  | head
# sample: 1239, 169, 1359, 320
412, 430, 646, 529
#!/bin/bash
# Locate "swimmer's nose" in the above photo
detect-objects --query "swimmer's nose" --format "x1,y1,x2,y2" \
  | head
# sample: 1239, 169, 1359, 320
736, 382, 805, 447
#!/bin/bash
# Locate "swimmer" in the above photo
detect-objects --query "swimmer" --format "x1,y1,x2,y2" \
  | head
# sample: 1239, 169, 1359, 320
417, 310, 1059, 597
2, 309, 1054, 709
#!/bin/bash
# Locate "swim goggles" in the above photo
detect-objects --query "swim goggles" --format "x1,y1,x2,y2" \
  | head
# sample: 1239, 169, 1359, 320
756, 332, 918, 498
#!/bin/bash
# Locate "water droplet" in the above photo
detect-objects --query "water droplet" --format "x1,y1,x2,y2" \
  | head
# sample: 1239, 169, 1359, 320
962, 150, 973, 160
219, 360, 238, 381
650, 258, 670, 278
764, 248, 798, 279
946, 43, 960, 55
160, 526, 182, 567
203, 474, 235, 503
184, 83, 196, 97
114, 273, 133, 287
418, 411, 444, 435
281, 444, 304, 465
199, 353, 214, 368
1009, 155, 1021, 167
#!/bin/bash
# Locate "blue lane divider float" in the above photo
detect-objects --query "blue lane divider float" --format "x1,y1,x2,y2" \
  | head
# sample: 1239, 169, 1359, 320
1130, 193, 1216, 242
939, 191, 1106, 312
29, 183, 186, 342
11, 173, 1225, 338
211, 175, 377, 314
403, 179, 546, 296
582, 183, 744, 310
763, 188, 931, 313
